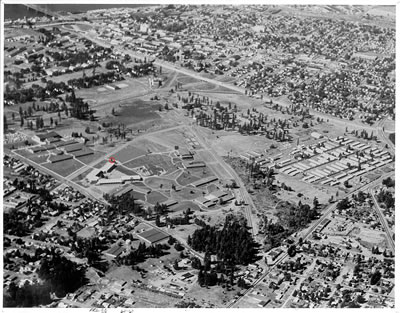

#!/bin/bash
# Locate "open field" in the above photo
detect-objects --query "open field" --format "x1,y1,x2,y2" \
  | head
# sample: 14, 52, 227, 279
28, 152, 50, 164
113, 166, 138, 176
176, 74, 201, 85
176, 172, 202, 186
135, 138, 171, 153
173, 187, 204, 201
146, 128, 188, 149
72, 168, 94, 182
188, 82, 218, 91
124, 154, 177, 175
146, 191, 168, 204
75, 150, 106, 165
145, 177, 177, 190
103, 99, 161, 126
114, 145, 147, 163
169, 201, 201, 213
42, 158, 84, 177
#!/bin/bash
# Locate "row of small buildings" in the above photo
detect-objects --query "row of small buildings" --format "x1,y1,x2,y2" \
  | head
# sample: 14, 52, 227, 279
279, 136, 392, 185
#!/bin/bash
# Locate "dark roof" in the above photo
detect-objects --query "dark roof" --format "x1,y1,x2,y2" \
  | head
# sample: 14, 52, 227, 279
138, 228, 169, 244
182, 272, 194, 278
191, 176, 218, 187
36, 131, 62, 140
55, 139, 78, 147
112, 185, 134, 198
161, 199, 178, 207
47, 137, 61, 143
64, 143, 84, 152
49, 154, 73, 163
185, 161, 206, 168
30, 146, 47, 152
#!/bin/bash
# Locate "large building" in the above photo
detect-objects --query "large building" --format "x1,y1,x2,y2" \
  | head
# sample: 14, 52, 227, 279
137, 228, 169, 245
32, 131, 62, 144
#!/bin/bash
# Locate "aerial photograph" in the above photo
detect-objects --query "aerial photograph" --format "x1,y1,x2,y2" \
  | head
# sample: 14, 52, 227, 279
1, 2, 396, 309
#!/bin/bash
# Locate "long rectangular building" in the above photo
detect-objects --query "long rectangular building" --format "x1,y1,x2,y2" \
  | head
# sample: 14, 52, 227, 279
49, 154, 73, 163
191, 176, 218, 187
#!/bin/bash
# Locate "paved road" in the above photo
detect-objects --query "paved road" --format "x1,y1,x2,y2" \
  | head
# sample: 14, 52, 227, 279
376, 118, 395, 152
81, 29, 380, 134
189, 126, 257, 237
369, 188, 395, 252
9, 149, 105, 202
31, 20, 382, 137
66, 124, 185, 182
228, 171, 394, 308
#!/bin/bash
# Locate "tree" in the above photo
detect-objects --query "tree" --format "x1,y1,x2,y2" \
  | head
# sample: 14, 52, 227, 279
370, 271, 381, 285
174, 242, 184, 251
191, 256, 201, 269
198, 270, 205, 286
37, 254, 86, 297
288, 244, 296, 257
168, 236, 176, 245
155, 215, 161, 227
